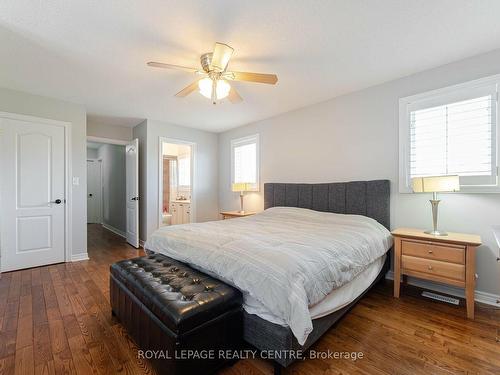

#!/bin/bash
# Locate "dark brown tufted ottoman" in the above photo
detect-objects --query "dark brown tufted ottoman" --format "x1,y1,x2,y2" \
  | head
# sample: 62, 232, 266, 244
110, 253, 242, 375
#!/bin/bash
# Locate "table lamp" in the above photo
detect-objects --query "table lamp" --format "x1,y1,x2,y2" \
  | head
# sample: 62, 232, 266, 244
232, 183, 251, 213
412, 175, 460, 236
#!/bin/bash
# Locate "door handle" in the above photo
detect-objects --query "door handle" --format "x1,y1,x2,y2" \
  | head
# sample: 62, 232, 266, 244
51, 199, 63, 204
131, 196, 139, 201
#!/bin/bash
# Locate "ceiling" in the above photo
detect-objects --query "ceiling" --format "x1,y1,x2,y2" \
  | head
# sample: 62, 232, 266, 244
1, 1, 500, 132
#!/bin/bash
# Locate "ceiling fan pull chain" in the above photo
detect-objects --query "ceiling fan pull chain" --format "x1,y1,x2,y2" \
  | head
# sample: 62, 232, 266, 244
211, 79, 217, 105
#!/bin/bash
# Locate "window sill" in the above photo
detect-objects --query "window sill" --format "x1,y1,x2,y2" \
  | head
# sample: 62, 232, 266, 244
399, 184, 500, 194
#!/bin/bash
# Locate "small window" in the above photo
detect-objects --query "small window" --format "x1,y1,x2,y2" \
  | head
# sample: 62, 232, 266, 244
399, 75, 499, 193
177, 156, 190, 188
231, 134, 259, 191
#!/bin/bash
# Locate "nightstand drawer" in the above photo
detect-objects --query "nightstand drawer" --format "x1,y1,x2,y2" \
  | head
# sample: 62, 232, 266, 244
402, 255, 465, 282
402, 239, 465, 264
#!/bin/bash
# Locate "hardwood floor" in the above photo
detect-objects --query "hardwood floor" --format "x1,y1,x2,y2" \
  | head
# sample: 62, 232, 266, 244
0, 224, 499, 374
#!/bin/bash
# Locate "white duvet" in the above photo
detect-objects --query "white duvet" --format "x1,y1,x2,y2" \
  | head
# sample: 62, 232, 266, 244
145, 207, 392, 345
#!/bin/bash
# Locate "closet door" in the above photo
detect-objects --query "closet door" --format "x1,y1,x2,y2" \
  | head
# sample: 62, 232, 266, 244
126, 139, 139, 248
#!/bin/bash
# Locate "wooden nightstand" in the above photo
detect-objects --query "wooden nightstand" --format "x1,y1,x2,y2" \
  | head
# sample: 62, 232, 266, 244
392, 228, 481, 319
220, 211, 256, 220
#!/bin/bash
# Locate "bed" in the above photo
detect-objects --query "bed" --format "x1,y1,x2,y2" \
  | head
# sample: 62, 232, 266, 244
145, 180, 392, 372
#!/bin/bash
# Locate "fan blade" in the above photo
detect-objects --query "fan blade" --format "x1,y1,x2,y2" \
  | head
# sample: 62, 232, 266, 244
147, 62, 199, 72
175, 80, 200, 97
210, 43, 234, 72
228, 86, 243, 103
225, 71, 278, 84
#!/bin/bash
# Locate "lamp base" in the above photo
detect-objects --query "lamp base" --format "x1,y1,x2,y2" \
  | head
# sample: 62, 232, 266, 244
424, 230, 448, 236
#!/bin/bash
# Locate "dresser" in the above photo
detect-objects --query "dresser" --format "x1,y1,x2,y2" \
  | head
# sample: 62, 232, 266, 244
392, 228, 481, 319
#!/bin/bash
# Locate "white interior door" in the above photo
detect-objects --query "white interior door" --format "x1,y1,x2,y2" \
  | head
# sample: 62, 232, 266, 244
86, 160, 102, 224
126, 139, 139, 248
0, 116, 66, 272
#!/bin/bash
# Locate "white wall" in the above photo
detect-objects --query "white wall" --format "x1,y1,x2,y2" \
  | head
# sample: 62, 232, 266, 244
218, 48, 500, 297
97, 144, 126, 233
133, 119, 219, 242
0, 86, 87, 258
87, 121, 133, 141
87, 147, 98, 159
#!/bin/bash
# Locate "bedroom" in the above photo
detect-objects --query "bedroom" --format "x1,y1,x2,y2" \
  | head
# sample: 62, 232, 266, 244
0, 1, 499, 374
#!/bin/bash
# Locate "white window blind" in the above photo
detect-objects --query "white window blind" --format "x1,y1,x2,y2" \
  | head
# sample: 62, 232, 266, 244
231, 134, 259, 190
410, 95, 494, 180
400, 75, 500, 193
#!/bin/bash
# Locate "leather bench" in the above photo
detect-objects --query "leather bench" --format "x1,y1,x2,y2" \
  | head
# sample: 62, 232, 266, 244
110, 253, 242, 375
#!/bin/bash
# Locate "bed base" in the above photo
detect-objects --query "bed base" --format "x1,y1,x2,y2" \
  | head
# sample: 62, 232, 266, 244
244, 254, 391, 371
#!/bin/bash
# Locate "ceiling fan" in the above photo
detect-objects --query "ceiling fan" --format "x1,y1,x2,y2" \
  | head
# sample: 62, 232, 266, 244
147, 42, 278, 104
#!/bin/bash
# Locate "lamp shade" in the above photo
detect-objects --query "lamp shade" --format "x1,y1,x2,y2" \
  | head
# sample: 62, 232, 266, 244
412, 175, 460, 193
198, 78, 230, 100
232, 182, 251, 192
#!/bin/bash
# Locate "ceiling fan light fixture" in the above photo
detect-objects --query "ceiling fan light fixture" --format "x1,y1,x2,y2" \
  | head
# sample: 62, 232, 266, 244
198, 77, 231, 100
198, 77, 212, 99
148, 42, 278, 104
216, 79, 231, 99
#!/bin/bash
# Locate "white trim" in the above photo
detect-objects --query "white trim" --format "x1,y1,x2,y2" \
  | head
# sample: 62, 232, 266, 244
230, 133, 260, 191
399, 74, 500, 194
386, 271, 500, 307
66, 122, 73, 264
71, 253, 89, 262
157, 137, 196, 229
0, 111, 73, 265
102, 223, 126, 238
87, 135, 129, 146
401, 73, 500, 103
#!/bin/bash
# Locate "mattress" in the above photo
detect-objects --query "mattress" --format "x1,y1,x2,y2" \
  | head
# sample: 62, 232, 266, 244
243, 254, 386, 326
146, 207, 393, 345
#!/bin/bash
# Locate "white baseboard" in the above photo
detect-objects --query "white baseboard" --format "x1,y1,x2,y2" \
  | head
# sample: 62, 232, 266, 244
71, 253, 89, 262
102, 223, 126, 238
386, 271, 500, 307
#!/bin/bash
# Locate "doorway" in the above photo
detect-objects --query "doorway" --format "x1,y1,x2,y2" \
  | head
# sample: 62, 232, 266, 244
86, 137, 139, 248
158, 138, 195, 227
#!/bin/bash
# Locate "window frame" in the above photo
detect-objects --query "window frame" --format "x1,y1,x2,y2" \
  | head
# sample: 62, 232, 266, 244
230, 134, 260, 191
399, 74, 500, 193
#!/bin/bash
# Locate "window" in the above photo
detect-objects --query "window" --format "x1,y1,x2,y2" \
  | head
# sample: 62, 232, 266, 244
399, 75, 499, 193
231, 134, 259, 190
177, 155, 190, 188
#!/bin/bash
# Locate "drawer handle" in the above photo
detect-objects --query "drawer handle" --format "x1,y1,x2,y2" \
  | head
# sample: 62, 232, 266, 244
428, 265, 433, 271
428, 249, 433, 254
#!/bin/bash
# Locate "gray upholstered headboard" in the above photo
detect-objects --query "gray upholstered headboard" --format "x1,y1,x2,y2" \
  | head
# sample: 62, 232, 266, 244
264, 180, 390, 229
